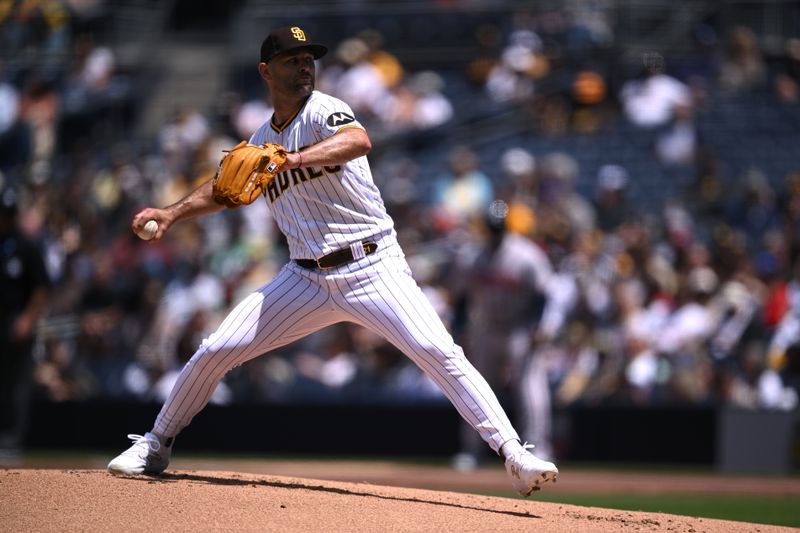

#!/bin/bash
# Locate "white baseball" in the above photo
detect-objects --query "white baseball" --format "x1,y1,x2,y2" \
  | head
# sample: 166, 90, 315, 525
137, 219, 159, 241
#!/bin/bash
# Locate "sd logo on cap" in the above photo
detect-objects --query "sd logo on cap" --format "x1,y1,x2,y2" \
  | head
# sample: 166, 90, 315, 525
260, 26, 328, 63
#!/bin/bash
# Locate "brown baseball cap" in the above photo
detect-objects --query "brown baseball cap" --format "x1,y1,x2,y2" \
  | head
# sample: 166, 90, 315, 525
260, 26, 328, 63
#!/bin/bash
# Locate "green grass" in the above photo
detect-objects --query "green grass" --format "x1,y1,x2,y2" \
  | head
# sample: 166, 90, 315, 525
519, 492, 800, 528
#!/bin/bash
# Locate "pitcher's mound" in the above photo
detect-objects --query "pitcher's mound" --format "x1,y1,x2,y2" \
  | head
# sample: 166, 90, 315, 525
0, 469, 791, 532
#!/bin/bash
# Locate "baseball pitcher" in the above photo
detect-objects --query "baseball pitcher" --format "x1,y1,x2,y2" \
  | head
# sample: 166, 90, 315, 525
107, 26, 558, 496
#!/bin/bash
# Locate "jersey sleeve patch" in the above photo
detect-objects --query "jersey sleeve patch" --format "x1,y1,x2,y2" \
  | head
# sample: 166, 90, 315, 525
326, 111, 356, 128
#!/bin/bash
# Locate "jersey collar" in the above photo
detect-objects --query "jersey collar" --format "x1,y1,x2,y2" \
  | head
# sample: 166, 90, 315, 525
270, 93, 312, 133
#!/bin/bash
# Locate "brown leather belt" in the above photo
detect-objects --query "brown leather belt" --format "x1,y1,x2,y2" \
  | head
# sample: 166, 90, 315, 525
295, 241, 378, 270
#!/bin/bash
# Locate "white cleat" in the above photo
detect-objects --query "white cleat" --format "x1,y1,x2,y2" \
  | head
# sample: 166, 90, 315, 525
505, 443, 558, 496
107, 433, 171, 475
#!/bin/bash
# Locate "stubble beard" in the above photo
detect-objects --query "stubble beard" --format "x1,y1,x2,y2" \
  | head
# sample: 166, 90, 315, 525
296, 84, 313, 98
290, 71, 315, 98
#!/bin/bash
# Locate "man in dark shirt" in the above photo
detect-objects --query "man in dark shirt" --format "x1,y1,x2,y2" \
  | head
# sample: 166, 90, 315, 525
0, 188, 49, 461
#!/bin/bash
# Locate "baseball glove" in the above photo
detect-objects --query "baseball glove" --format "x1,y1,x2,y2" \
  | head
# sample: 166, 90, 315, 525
212, 141, 288, 208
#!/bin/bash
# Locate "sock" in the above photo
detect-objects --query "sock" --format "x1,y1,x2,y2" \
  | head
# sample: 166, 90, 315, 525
150, 431, 174, 448
501, 439, 524, 460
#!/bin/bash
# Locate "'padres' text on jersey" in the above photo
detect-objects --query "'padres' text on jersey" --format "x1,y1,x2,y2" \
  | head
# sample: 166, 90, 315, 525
250, 91, 394, 260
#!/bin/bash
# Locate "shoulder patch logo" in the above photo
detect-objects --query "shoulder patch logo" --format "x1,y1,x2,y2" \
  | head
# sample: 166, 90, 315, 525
326, 111, 355, 127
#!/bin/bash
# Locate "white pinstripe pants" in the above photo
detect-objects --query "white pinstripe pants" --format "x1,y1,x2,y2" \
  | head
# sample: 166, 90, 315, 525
153, 238, 520, 453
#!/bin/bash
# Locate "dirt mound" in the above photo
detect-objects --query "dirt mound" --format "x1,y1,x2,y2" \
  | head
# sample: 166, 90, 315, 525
0, 469, 791, 532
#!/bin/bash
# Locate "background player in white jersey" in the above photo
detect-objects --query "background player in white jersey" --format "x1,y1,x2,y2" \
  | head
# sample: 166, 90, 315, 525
452, 201, 576, 469
107, 25, 558, 496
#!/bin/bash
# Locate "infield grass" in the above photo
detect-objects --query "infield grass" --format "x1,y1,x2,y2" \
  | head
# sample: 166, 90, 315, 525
504, 492, 800, 528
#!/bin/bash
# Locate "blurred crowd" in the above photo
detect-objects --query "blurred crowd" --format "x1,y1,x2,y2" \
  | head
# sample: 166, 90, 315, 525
1, 2, 799, 423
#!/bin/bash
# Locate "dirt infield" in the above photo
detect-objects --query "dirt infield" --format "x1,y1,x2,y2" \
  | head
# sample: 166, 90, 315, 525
16, 454, 800, 497
1, 469, 796, 533
163, 457, 800, 496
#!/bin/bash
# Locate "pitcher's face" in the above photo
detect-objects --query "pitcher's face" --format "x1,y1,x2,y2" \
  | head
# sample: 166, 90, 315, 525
262, 50, 316, 97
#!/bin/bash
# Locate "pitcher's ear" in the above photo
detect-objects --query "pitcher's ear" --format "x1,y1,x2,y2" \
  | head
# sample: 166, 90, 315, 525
258, 62, 271, 82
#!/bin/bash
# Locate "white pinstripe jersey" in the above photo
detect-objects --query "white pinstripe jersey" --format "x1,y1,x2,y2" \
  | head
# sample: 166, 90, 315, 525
249, 90, 395, 260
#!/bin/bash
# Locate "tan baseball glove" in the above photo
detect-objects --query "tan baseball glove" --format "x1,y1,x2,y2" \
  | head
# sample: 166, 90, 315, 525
212, 141, 288, 208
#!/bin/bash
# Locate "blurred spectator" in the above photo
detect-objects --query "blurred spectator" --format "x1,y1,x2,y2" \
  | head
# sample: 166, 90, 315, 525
499, 146, 536, 202
620, 53, 692, 128
718, 26, 767, 93
322, 37, 389, 123
593, 164, 632, 232
431, 145, 494, 230
20, 77, 59, 168
0, 0, 71, 58
0, 61, 29, 175
0, 63, 21, 137
485, 28, 548, 103
152, 310, 232, 405
734, 340, 798, 411
89, 144, 145, 234
379, 70, 453, 132
563, 2, 614, 60
232, 97, 273, 140
783, 38, 800, 83
774, 72, 799, 104
405, 71, 453, 129
34, 333, 91, 402
655, 104, 698, 167
756, 363, 798, 410
159, 106, 210, 161
768, 262, 800, 374
143, 254, 226, 371
74, 33, 114, 93
774, 38, 800, 104
773, 37, 800, 104
293, 324, 359, 395
725, 169, 780, 244
359, 29, 404, 90
61, 31, 133, 137
157, 106, 212, 194
536, 152, 595, 240
0, 188, 49, 461
560, 229, 617, 323
343, 326, 442, 401
74, 253, 133, 396
655, 266, 719, 402
675, 23, 720, 86
497, 147, 538, 238
570, 68, 608, 134
708, 271, 763, 362
466, 23, 504, 86
616, 277, 670, 403
552, 321, 603, 405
